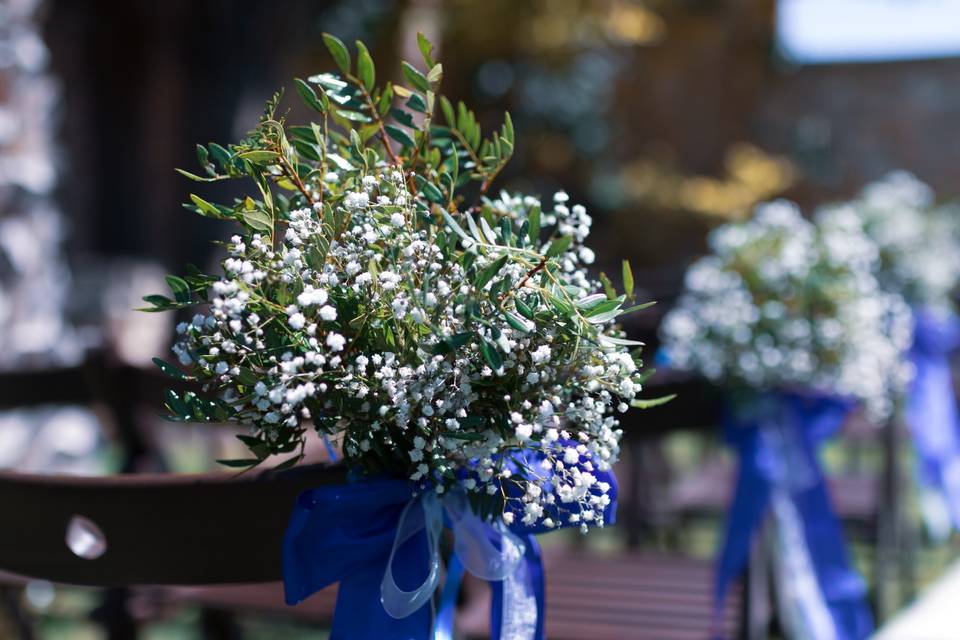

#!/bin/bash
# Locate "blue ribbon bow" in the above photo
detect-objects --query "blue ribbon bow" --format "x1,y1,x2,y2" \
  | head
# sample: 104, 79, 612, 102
713, 391, 874, 640
906, 309, 960, 539
283, 451, 617, 640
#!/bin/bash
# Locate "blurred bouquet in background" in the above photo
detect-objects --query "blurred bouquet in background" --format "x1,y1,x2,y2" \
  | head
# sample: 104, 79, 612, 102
815, 171, 960, 313
0, 0, 78, 368
659, 200, 912, 417
820, 172, 960, 540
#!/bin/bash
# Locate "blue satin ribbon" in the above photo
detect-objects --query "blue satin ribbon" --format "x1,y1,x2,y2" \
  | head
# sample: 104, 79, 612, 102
283, 451, 617, 640
906, 309, 960, 538
713, 391, 873, 640
434, 552, 463, 640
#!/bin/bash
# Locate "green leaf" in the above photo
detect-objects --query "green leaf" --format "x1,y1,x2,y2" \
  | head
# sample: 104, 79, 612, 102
236, 434, 271, 459
208, 143, 231, 167
480, 339, 503, 371
385, 124, 416, 148
216, 458, 263, 469
378, 84, 392, 114
600, 336, 645, 347
465, 214, 485, 244
335, 109, 371, 123
622, 260, 635, 300
584, 298, 623, 318
236, 367, 258, 386
327, 153, 355, 172
440, 213, 466, 243
165, 389, 189, 417
575, 293, 608, 310
528, 205, 541, 243
502, 310, 533, 334
189, 193, 222, 218
503, 112, 515, 144
547, 292, 574, 317
294, 78, 326, 113
309, 73, 348, 91
401, 61, 430, 93
416, 32, 435, 67
195, 145, 214, 176
152, 357, 187, 380
426, 63, 443, 84
242, 209, 273, 233
621, 301, 657, 314
322, 33, 351, 74
443, 431, 486, 441
272, 455, 304, 471
585, 308, 623, 324
176, 168, 223, 183
515, 298, 535, 320
142, 294, 173, 308
545, 235, 572, 258
479, 217, 499, 244
476, 255, 508, 290
355, 41, 375, 91
418, 180, 444, 204
432, 331, 472, 355
237, 150, 280, 163
405, 93, 428, 113
599, 272, 617, 300
165, 275, 191, 303
440, 95, 456, 127
631, 394, 677, 410
499, 217, 513, 245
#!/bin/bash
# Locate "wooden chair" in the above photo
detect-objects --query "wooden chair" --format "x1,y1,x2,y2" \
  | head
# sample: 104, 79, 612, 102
0, 354, 747, 639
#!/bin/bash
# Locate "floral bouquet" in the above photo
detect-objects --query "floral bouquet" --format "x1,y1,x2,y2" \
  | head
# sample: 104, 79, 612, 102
816, 172, 960, 539
660, 199, 912, 418
815, 171, 960, 312
146, 34, 654, 639
659, 200, 911, 640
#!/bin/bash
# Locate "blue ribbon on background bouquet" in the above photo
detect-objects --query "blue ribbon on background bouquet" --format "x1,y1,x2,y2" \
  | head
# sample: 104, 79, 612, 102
713, 391, 873, 640
906, 309, 960, 539
283, 451, 616, 640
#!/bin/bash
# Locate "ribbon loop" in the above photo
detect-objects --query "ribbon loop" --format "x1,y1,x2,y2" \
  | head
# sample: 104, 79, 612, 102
381, 492, 444, 619
445, 489, 526, 581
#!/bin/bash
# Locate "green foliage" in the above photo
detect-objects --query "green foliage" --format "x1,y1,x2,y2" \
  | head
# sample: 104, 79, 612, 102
174, 33, 516, 239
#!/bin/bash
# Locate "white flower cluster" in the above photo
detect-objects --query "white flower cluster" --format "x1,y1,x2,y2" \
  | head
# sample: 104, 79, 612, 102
815, 171, 960, 312
172, 173, 643, 530
660, 200, 912, 417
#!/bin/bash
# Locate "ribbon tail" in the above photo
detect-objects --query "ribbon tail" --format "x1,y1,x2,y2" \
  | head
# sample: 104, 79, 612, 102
328, 562, 432, 640
713, 441, 771, 630
907, 346, 960, 537
775, 395, 873, 640
791, 474, 874, 640
434, 552, 464, 640
490, 533, 544, 640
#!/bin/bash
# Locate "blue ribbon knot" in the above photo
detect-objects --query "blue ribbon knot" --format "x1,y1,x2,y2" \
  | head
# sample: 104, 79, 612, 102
283, 452, 616, 639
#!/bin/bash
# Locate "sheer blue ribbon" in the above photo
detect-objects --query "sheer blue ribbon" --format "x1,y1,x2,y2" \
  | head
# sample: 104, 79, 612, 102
283, 452, 616, 640
906, 309, 960, 539
713, 391, 873, 640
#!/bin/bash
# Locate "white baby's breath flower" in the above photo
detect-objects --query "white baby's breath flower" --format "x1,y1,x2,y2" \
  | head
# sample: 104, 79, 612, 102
326, 332, 346, 352
288, 313, 306, 330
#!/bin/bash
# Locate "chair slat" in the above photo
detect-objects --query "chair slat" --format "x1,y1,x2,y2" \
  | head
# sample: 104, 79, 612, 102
0, 464, 345, 586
